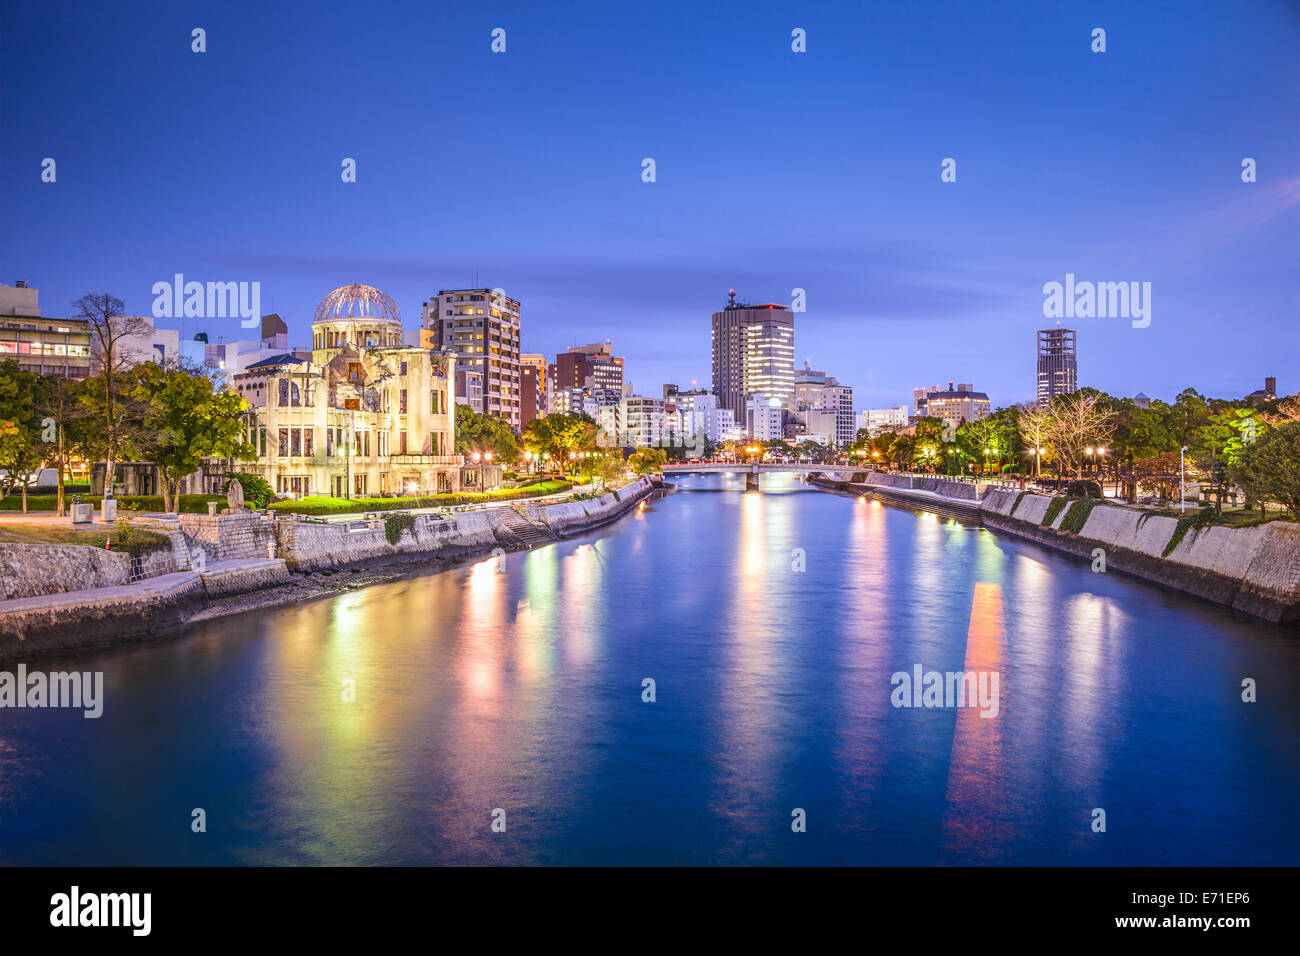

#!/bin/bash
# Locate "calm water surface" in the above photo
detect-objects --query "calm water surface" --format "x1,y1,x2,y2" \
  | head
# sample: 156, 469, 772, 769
1, 474, 1296, 865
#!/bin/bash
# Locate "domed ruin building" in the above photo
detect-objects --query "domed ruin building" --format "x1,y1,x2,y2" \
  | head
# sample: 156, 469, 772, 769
232, 284, 462, 498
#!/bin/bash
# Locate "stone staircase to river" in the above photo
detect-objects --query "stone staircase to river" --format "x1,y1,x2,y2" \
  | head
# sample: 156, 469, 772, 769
491, 506, 558, 550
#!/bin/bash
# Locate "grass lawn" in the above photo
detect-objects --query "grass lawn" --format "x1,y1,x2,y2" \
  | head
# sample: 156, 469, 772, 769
0, 493, 227, 514
0, 524, 170, 553
269, 479, 573, 516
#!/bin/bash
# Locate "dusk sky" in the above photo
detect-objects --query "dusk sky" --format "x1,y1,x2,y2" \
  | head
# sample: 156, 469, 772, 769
3, 0, 1296, 409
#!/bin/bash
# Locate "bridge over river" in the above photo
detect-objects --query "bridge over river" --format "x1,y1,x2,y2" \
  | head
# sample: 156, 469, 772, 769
660, 462, 861, 490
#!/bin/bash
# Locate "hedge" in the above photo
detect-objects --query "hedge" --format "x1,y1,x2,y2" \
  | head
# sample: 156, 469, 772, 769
268, 480, 572, 516
1059, 498, 1102, 534
0, 494, 227, 513
2, 483, 92, 496
1041, 497, 1068, 527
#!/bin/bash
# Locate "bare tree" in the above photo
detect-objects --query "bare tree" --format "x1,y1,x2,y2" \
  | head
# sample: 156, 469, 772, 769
1017, 403, 1052, 478
72, 293, 150, 496
1262, 394, 1300, 426
1045, 391, 1116, 479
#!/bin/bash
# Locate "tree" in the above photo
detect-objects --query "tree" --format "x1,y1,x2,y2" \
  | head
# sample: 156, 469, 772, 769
1131, 451, 1183, 503
1196, 408, 1258, 515
523, 411, 598, 473
0, 361, 49, 512
589, 454, 624, 491
1261, 394, 1300, 427
957, 412, 1016, 475
1232, 422, 1300, 518
225, 472, 274, 509
454, 404, 520, 465
1046, 391, 1116, 479
33, 372, 91, 516
1016, 404, 1053, 478
131, 363, 256, 512
628, 447, 667, 475
1106, 397, 1174, 501
72, 293, 152, 496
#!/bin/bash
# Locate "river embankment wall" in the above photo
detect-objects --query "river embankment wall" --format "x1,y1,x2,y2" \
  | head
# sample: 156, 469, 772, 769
0, 479, 658, 656
815, 473, 1300, 625
521, 477, 653, 536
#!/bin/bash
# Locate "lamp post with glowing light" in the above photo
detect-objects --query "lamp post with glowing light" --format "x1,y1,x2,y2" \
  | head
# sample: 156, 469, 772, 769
1180, 445, 1188, 512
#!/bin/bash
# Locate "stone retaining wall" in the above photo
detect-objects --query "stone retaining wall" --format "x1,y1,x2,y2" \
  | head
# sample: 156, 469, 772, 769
0, 544, 129, 600
199, 559, 291, 598
980, 492, 1300, 625
862, 472, 984, 500
837, 482, 1300, 625
523, 477, 653, 537
273, 509, 501, 572
179, 511, 275, 561
0, 572, 209, 654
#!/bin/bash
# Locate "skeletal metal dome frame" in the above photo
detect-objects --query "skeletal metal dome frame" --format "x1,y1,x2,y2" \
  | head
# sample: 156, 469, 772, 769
314, 283, 402, 324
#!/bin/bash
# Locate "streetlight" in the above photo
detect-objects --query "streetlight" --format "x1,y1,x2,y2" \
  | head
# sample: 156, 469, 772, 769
1179, 445, 1188, 512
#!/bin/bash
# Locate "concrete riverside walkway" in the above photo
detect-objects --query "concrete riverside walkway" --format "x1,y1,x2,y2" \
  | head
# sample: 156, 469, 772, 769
0, 558, 286, 617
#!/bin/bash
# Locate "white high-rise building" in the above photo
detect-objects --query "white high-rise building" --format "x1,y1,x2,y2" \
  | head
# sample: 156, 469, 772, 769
792, 363, 855, 447
859, 405, 909, 436
665, 388, 736, 444
746, 393, 785, 441
598, 395, 668, 448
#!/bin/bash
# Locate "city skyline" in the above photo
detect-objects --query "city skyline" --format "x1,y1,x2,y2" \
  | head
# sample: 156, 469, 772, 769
3, 0, 1296, 410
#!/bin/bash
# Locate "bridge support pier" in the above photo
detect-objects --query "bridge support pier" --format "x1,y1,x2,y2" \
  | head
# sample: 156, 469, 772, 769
746, 466, 759, 492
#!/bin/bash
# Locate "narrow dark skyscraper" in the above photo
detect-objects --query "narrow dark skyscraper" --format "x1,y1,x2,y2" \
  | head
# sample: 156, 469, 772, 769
1036, 327, 1077, 407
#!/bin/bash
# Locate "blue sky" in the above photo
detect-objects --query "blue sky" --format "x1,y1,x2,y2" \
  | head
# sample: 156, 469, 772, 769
2, 0, 1297, 409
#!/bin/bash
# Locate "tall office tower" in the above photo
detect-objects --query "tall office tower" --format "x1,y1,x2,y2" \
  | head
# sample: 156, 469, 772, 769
519, 352, 547, 427
1036, 327, 1078, 407
711, 290, 795, 424
421, 288, 522, 428
549, 341, 625, 408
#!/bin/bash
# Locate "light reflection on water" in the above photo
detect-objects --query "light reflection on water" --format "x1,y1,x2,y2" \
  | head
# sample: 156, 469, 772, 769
0, 473, 1295, 865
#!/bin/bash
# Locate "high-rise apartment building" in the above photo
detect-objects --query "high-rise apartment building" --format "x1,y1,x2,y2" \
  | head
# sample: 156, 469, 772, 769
1036, 327, 1078, 407
421, 288, 521, 428
519, 352, 547, 426
548, 341, 624, 411
711, 291, 795, 426
665, 387, 739, 444
745, 393, 786, 441
793, 363, 855, 447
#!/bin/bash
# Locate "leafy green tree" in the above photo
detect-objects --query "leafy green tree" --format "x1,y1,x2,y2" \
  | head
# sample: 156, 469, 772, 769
0, 360, 49, 512
455, 404, 520, 464
522, 411, 596, 471
1169, 388, 1212, 449
131, 363, 256, 512
628, 447, 668, 475
1106, 397, 1173, 501
1232, 421, 1300, 518
589, 454, 624, 491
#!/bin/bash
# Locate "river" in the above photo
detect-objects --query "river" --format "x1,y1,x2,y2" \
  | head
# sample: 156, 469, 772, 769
0, 473, 1295, 865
